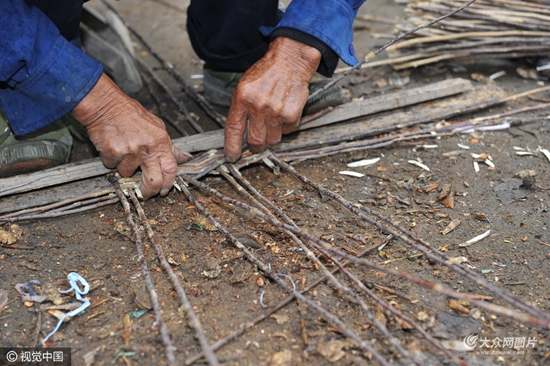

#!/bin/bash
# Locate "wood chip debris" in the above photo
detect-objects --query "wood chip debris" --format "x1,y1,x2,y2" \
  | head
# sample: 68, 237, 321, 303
443, 150, 462, 157
408, 160, 430, 171
440, 219, 460, 235
459, 229, 491, 247
450, 300, 470, 315
446, 256, 469, 265
457, 143, 470, 150
339, 171, 365, 178
347, 157, 380, 167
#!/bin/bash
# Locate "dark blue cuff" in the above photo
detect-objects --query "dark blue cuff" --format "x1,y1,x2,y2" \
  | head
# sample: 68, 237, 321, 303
0, 35, 104, 136
261, 0, 364, 68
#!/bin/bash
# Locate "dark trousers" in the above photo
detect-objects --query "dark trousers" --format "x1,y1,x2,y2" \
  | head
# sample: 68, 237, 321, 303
187, 0, 282, 72
30, 0, 279, 73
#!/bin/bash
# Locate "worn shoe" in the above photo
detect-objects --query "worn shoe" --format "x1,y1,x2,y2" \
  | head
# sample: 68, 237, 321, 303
0, 112, 74, 178
202, 64, 347, 112
202, 64, 244, 107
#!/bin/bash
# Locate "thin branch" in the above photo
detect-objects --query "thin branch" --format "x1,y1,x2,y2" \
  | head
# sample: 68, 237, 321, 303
270, 154, 550, 325
141, 71, 190, 136
0, 188, 115, 221
223, 165, 464, 365
1, 197, 119, 222
108, 174, 176, 366
127, 189, 219, 366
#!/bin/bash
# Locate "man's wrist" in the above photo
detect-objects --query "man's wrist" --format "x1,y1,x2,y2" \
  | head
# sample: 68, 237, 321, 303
272, 28, 339, 77
71, 73, 127, 128
268, 37, 322, 80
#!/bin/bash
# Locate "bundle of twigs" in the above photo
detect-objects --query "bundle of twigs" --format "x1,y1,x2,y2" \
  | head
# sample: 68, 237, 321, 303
365, 0, 550, 70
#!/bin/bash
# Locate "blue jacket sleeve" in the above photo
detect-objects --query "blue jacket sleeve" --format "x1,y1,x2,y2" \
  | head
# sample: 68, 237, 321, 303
0, 0, 104, 136
261, 0, 366, 68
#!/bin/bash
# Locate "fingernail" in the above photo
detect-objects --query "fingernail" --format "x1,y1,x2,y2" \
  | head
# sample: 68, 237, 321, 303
160, 188, 169, 196
226, 154, 238, 163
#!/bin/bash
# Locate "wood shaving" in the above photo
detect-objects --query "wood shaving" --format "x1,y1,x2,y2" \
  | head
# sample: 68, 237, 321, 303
459, 229, 491, 247
539, 148, 550, 162
347, 157, 380, 167
339, 171, 365, 178
484, 159, 495, 168
408, 160, 430, 171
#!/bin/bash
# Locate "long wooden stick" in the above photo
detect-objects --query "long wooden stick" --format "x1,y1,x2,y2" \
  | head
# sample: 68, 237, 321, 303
108, 174, 176, 366
128, 189, 220, 366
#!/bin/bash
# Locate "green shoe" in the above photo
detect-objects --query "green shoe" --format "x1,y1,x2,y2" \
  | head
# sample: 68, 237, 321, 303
0, 112, 76, 178
202, 64, 244, 107
202, 64, 347, 112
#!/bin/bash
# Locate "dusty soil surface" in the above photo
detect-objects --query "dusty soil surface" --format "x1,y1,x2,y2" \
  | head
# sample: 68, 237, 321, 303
1, 1, 550, 365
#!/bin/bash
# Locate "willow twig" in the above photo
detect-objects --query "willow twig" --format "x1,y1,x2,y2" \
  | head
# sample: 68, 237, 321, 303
0, 188, 115, 221
224, 164, 465, 365
142, 71, 189, 136
108, 174, 176, 366
1, 197, 119, 222
127, 190, 219, 366
218, 165, 417, 363
177, 178, 390, 366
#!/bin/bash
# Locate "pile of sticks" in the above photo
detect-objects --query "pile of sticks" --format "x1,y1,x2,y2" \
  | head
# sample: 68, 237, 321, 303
368, 0, 550, 70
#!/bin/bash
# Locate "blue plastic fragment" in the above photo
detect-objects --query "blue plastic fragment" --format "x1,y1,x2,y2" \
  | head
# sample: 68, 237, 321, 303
42, 272, 90, 345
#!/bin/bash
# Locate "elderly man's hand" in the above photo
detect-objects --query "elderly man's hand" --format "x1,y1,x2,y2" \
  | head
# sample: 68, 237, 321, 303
224, 37, 321, 163
72, 73, 191, 199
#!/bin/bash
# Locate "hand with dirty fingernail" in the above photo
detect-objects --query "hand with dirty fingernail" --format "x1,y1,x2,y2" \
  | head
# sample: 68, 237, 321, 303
72, 73, 192, 199
224, 37, 321, 163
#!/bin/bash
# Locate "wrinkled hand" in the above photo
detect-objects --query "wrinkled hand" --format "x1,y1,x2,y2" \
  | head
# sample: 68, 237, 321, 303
72, 73, 191, 199
225, 37, 321, 163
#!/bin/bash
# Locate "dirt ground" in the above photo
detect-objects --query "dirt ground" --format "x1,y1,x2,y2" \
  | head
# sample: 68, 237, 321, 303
1, 1, 550, 365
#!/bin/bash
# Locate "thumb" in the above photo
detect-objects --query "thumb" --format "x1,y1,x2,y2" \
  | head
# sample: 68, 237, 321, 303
171, 143, 193, 164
